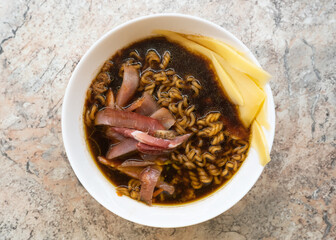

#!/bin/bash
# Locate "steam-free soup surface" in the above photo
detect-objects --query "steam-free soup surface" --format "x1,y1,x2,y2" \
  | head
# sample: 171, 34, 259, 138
84, 36, 250, 205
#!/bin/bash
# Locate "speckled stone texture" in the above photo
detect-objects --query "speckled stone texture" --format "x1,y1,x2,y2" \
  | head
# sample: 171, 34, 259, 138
0, 0, 335, 239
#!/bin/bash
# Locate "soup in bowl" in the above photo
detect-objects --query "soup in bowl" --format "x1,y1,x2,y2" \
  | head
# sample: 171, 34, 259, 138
62, 14, 275, 227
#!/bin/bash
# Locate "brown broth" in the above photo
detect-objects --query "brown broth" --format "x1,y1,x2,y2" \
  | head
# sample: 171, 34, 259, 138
84, 36, 250, 205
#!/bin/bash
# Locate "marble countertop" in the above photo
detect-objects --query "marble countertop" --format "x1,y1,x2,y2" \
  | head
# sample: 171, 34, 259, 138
0, 0, 335, 239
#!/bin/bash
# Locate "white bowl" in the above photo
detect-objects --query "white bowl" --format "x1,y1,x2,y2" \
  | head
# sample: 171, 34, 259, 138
62, 14, 275, 228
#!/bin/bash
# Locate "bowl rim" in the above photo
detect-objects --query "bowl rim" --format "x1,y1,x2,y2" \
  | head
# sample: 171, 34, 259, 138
62, 13, 275, 228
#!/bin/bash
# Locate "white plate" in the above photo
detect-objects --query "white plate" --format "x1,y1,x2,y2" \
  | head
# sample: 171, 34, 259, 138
62, 14, 275, 228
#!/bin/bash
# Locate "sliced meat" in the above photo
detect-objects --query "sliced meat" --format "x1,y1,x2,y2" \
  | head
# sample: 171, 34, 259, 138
140, 154, 169, 163
106, 138, 137, 159
116, 65, 140, 107
112, 127, 192, 149
95, 108, 165, 134
133, 131, 192, 148
125, 96, 145, 112
150, 107, 176, 129
105, 127, 126, 142
137, 142, 172, 155
113, 165, 175, 195
138, 149, 167, 155
98, 156, 112, 166
137, 142, 167, 151
116, 166, 144, 179
157, 180, 175, 194
139, 166, 162, 205
120, 159, 155, 167
135, 92, 159, 116
97, 156, 123, 168
105, 89, 115, 108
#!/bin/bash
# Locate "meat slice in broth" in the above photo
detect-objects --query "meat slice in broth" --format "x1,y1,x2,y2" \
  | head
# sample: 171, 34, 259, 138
116, 65, 140, 107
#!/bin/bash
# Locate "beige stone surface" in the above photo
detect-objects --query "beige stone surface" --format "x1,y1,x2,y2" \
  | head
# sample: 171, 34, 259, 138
0, 0, 335, 239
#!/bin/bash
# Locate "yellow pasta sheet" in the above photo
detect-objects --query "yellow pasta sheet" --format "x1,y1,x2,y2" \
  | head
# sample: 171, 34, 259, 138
219, 57, 266, 128
251, 120, 270, 166
187, 35, 271, 87
255, 98, 270, 130
210, 53, 244, 106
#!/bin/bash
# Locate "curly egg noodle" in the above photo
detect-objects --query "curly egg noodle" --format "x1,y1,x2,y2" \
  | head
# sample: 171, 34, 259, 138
84, 31, 271, 205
